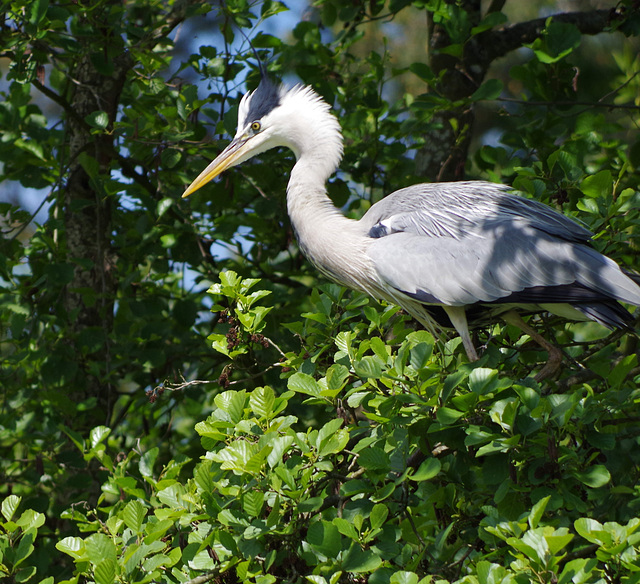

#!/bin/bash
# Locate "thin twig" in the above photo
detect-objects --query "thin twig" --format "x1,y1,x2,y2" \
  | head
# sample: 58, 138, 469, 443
264, 336, 287, 358
228, 363, 279, 386
183, 572, 219, 584
496, 96, 640, 111
154, 378, 214, 393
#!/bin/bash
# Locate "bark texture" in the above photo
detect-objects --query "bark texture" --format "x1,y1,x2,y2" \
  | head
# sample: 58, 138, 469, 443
62, 38, 132, 408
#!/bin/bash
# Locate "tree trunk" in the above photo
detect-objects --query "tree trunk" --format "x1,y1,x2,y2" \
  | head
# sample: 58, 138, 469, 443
416, 0, 484, 181
62, 40, 131, 415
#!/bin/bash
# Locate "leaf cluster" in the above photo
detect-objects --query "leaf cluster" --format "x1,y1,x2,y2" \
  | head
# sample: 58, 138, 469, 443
12, 272, 640, 583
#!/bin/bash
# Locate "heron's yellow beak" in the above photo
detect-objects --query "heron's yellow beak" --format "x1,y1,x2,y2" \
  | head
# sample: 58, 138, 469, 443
182, 136, 251, 198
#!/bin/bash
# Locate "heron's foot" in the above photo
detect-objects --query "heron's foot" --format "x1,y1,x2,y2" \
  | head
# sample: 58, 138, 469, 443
534, 344, 564, 382
502, 310, 564, 382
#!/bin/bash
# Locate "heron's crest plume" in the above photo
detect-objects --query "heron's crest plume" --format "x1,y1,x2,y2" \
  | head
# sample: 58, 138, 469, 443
237, 80, 343, 174
240, 77, 281, 125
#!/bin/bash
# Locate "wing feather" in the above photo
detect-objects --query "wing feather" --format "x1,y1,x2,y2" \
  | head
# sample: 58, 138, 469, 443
361, 180, 640, 313
361, 181, 592, 243
367, 223, 640, 308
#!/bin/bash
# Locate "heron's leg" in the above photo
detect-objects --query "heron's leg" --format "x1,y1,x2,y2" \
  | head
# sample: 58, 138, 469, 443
501, 310, 563, 381
443, 305, 478, 362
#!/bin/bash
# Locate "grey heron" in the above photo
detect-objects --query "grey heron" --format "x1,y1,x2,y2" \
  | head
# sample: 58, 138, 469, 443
183, 78, 640, 379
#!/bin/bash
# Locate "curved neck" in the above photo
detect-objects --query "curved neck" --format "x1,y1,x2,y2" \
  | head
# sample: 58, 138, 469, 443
284, 99, 348, 234
286, 139, 373, 292
276, 88, 377, 291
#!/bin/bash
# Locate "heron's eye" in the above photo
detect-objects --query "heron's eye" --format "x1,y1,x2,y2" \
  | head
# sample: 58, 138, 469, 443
251, 121, 261, 132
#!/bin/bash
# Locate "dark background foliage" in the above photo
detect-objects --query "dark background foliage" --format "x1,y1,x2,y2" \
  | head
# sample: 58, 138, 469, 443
1, 0, 640, 582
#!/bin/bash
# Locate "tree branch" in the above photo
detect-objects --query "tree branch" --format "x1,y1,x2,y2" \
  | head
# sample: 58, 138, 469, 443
183, 572, 219, 584
483, 8, 622, 65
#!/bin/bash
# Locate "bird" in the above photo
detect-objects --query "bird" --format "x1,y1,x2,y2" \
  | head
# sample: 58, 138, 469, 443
182, 76, 640, 380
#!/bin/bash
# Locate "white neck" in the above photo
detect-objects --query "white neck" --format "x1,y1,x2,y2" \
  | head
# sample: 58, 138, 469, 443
278, 88, 372, 290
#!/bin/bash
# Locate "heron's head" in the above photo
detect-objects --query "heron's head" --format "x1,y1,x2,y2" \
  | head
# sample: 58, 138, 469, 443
182, 78, 342, 198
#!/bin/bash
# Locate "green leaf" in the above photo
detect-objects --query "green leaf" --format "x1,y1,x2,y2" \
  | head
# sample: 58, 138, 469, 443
333, 517, 359, 541
410, 457, 442, 481
94, 558, 116, 584
157, 483, 185, 508
409, 341, 433, 370
354, 355, 382, 379
86, 111, 109, 129
530, 20, 581, 63
242, 490, 264, 518
14, 529, 35, 568
326, 364, 350, 391
358, 447, 390, 471
15, 138, 46, 161
558, 558, 598, 584
160, 234, 176, 248
581, 170, 613, 198
471, 10, 507, 35
468, 368, 499, 394
89, 426, 111, 449
266, 435, 294, 468
470, 79, 503, 101
574, 465, 611, 488
85, 533, 117, 565
489, 398, 519, 432
56, 536, 87, 561
250, 386, 275, 419
139, 447, 159, 480
16, 567, 38, 583
390, 572, 419, 584
341, 543, 382, 572
188, 548, 215, 570
156, 197, 173, 218
2, 495, 21, 522
15, 509, 45, 531
574, 518, 611, 547
306, 578, 328, 584
371, 483, 396, 503
443, 370, 467, 397
546, 529, 574, 555
475, 562, 510, 584
288, 372, 321, 397
161, 148, 182, 169
123, 500, 146, 533
307, 520, 342, 559
214, 390, 247, 423
436, 407, 464, 425
28, 0, 49, 24
506, 534, 544, 564
608, 354, 637, 389
529, 496, 551, 530
369, 504, 389, 530
317, 418, 349, 457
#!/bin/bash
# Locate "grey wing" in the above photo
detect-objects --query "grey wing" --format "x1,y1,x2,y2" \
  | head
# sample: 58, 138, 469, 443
366, 226, 571, 306
362, 180, 640, 309
361, 181, 593, 243
367, 223, 640, 308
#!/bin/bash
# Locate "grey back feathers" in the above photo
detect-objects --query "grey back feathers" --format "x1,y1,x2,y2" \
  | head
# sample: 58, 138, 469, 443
362, 182, 592, 243
362, 181, 640, 329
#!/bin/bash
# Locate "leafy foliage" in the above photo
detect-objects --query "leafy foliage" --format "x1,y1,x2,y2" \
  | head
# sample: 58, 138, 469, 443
15, 275, 640, 583
0, 0, 639, 582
